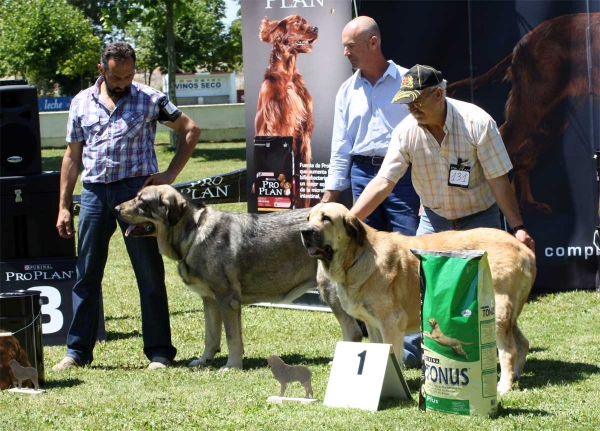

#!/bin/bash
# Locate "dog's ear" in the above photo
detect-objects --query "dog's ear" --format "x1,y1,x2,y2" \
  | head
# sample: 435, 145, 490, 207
259, 16, 278, 42
259, 16, 285, 43
160, 191, 187, 226
343, 212, 366, 247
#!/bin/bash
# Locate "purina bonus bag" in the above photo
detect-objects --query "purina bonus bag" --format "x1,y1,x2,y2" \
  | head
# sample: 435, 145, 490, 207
411, 249, 498, 418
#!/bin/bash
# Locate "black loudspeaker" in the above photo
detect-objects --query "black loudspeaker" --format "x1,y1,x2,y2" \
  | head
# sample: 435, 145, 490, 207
0, 83, 42, 177
0, 172, 75, 260
0, 290, 45, 387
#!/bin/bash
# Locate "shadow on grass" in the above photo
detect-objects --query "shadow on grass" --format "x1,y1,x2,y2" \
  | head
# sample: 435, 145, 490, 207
178, 353, 336, 371
104, 308, 203, 322
43, 378, 84, 389
518, 357, 600, 390
157, 144, 246, 162
105, 329, 141, 342
497, 406, 553, 417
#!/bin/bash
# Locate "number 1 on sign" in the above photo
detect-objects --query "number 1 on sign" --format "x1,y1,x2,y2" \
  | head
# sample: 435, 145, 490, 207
357, 350, 366, 375
324, 342, 411, 411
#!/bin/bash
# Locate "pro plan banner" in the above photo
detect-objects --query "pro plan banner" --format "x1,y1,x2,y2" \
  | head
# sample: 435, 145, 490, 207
360, 0, 599, 292
72, 169, 248, 215
1, 257, 107, 346
241, 0, 353, 212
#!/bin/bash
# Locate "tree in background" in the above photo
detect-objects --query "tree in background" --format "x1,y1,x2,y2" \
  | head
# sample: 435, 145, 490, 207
126, 0, 234, 76
0, 0, 101, 95
0, 0, 242, 98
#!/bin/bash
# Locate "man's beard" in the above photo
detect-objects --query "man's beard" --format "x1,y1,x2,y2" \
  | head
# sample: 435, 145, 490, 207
104, 77, 130, 99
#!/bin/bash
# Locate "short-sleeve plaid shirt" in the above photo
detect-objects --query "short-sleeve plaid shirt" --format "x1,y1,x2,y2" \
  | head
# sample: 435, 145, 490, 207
66, 77, 180, 183
379, 97, 513, 220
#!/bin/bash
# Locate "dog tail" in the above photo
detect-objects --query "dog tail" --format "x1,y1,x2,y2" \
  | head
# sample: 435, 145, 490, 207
447, 53, 513, 97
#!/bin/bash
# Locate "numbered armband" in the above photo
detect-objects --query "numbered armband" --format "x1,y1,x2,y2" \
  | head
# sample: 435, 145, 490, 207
157, 97, 182, 123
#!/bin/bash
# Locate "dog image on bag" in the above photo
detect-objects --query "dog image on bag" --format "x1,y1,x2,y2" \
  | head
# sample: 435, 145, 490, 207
116, 185, 363, 370
301, 202, 536, 395
423, 318, 474, 360
447, 13, 599, 213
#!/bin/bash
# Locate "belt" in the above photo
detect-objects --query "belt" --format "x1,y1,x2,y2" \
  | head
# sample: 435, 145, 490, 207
353, 155, 385, 166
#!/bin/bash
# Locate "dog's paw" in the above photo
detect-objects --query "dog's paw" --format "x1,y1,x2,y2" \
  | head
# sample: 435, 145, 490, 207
219, 362, 243, 371
188, 358, 212, 367
497, 380, 512, 396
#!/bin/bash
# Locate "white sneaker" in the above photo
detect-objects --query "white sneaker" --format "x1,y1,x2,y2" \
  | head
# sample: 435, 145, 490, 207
148, 357, 171, 370
52, 356, 78, 371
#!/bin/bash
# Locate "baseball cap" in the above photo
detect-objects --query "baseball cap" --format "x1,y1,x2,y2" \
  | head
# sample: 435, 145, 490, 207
392, 64, 443, 104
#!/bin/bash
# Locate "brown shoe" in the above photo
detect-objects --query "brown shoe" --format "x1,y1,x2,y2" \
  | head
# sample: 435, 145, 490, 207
52, 356, 78, 371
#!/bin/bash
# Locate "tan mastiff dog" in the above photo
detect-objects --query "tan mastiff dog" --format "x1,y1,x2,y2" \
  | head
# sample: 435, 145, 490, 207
301, 202, 536, 395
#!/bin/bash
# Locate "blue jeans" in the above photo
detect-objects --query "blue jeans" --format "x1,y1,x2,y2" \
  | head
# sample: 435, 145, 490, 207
417, 203, 501, 235
351, 160, 420, 235
66, 176, 176, 365
351, 159, 421, 367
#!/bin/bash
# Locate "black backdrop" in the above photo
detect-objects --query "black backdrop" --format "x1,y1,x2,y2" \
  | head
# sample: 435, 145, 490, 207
358, 0, 600, 292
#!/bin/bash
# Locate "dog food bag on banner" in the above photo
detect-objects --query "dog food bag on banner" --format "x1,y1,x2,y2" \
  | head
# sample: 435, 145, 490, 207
253, 136, 296, 212
410, 249, 498, 418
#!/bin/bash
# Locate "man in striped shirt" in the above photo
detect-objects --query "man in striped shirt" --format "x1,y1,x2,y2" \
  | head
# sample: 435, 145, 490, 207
352, 64, 535, 252
53, 42, 200, 371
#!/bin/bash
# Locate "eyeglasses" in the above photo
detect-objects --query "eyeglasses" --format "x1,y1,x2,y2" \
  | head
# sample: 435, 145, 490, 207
407, 88, 437, 109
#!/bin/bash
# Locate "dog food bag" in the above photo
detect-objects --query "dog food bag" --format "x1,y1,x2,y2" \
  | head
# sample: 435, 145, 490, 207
411, 249, 497, 417
253, 136, 296, 212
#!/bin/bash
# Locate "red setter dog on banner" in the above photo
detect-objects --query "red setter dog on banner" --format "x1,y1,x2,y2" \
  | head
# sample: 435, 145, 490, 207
255, 14, 319, 205
448, 13, 599, 213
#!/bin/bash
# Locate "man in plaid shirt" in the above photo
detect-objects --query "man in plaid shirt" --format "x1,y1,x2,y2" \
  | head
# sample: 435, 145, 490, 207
352, 64, 535, 252
53, 42, 200, 371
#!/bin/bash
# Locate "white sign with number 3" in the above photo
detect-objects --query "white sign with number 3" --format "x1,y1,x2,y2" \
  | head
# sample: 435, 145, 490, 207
324, 342, 412, 411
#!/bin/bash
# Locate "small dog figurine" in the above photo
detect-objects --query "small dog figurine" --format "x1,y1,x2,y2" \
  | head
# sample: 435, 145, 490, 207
9, 359, 39, 390
267, 355, 313, 398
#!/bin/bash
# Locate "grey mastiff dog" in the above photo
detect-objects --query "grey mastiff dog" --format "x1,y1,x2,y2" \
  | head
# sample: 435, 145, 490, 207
116, 185, 362, 369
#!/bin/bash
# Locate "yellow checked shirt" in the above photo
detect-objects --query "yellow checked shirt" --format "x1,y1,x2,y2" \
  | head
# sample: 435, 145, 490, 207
379, 97, 513, 220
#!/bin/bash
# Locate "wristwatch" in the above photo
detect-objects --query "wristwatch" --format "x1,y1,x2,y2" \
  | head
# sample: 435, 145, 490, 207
511, 224, 526, 235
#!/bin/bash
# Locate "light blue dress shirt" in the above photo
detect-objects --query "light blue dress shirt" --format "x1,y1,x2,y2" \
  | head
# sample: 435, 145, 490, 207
324, 61, 410, 191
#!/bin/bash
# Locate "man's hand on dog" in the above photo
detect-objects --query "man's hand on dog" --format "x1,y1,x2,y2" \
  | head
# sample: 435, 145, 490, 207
143, 171, 177, 188
516, 230, 535, 253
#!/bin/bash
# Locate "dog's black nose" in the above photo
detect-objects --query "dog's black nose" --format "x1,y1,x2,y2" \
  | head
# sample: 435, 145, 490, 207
300, 226, 313, 235
312, 27, 318, 34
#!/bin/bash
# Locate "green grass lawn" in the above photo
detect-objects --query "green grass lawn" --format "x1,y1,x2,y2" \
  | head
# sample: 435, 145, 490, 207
1, 141, 599, 430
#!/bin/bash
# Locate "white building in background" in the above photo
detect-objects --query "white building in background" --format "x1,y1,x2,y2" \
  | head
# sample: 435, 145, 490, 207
162, 72, 238, 105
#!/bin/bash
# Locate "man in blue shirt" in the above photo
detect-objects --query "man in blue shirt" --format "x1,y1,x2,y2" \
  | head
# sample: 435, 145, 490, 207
322, 16, 421, 367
